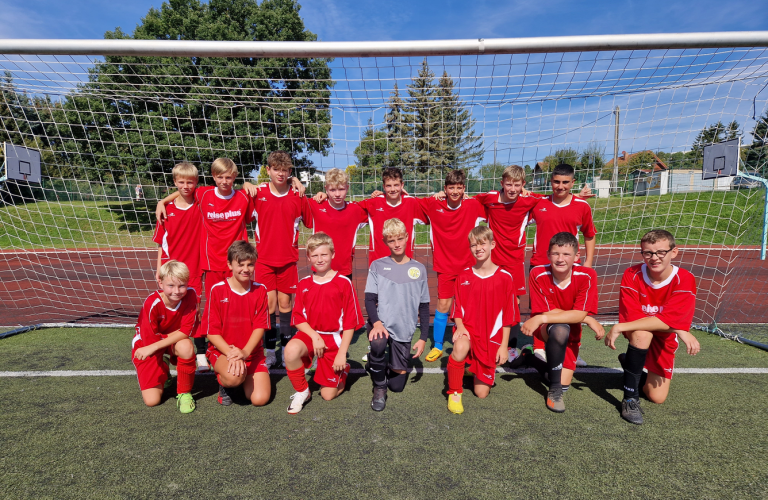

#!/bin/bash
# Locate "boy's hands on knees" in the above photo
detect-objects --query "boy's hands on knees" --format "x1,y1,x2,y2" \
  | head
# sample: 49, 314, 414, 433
584, 316, 605, 340
452, 326, 470, 343
521, 315, 544, 336
133, 345, 157, 361
312, 335, 327, 358
369, 321, 390, 341
227, 358, 246, 377
226, 345, 245, 361
333, 351, 347, 372
677, 330, 700, 355
412, 339, 426, 358
313, 191, 327, 203
242, 181, 258, 197
605, 324, 623, 350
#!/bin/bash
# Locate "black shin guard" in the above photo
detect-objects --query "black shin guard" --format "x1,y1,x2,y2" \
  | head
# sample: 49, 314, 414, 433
622, 345, 649, 400
279, 311, 293, 347
193, 336, 207, 355
368, 337, 388, 388
387, 370, 408, 392
508, 323, 521, 350
545, 324, 570, 392
265, 312, 278, 350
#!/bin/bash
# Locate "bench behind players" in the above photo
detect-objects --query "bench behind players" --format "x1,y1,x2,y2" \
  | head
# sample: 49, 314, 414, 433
605, 229, 700, 425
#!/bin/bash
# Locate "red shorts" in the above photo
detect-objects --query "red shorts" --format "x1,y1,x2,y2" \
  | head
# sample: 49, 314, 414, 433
499, 262, 527, 296
467, 350, 497, 386
186, 274, 203, 301
206, 345, 269, 376
292, 331, 345, 388
132, 344, 176, 391
437, 273, 458, 300
533, 325, 582, 371
254, 261, 299, 294
642, 331, 679, 379
204, 270, 231, 301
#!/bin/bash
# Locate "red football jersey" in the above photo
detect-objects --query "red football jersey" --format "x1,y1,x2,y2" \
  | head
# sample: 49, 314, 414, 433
529, 195, 597, 267
152, 200, 202, 282
619, 264, 697, 331
249, 183, 313, 267
529, 265, 599, 338
291, 273, 364, 334
201, 279, 270, 351
452, 267, 519, 367
420, 197, 487, 274
474, 191, 541, 267
133, 289, 199, 349
195, 186, 251, 272
305, 200, 368, 275
358, 195, 427, 264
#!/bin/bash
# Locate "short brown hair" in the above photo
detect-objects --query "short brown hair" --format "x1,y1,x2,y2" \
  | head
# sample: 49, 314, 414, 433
211, 158, 238, 177
382, 167, 403, 184
227, 240, 257, 264
172, 162, 198, 181
468, 226, 494, 244
325, 168, 349, 188
445, 169, 466, 187
267, 151, 293, 171
382, 218, 407, 240
501, 165, 526, 183
641, 229, 676, 249
306, 232, 335, 254
158, 260, 190, 283
548, 232, 579, 252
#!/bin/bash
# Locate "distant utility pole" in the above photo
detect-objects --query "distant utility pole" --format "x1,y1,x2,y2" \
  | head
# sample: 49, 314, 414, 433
613, 106, 620, 192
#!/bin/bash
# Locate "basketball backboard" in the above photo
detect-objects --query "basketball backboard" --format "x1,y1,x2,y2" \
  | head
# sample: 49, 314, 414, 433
4, 143, 41, 183
702, 138, 739, 180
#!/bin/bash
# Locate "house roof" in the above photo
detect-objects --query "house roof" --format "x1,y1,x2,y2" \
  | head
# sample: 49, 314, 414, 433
605, 150, 668, 172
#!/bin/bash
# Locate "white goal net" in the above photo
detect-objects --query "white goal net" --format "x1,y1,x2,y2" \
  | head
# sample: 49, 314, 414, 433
1, 35, 768, 346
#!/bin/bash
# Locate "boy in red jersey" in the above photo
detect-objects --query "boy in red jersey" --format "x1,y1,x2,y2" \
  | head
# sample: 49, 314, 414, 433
446, 226, 518, 414
304, 168, 368, 279
282, 233, 364, 414
317, 167, 426, 265
132, 260, 198, 413
243, 151, 313, 368
419, 169, 486, 362
605, 229, 700, 425
522, 232, 598, 413
202, 241, 271, 407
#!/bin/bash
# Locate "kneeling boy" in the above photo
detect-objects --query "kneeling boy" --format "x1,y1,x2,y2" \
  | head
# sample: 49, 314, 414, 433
132, 260, 198, 413
365, 218, 430, 411
605, 229, 700, 425
522, 232, 598, 413
446, 226, 518, 414
283, 233, 364, 414
202, 241, 271, 407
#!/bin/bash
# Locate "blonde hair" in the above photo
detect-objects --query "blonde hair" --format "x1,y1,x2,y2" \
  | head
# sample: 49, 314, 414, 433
158, 260, 190, 283
172, 162, 198, 181
468, 226, 494, 244
382, 218, 408, 240
306, 232, 335, 254
267, 151, 293, 171
501, 165, 526, 183
211, 157, 238, 177
324, 168, 349, 188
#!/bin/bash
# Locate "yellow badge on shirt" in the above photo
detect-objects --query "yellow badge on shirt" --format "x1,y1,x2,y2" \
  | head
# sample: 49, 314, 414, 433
408, 267, 421, 279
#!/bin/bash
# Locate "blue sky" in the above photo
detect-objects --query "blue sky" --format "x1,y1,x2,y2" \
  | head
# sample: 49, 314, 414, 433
1, 0, 768, 173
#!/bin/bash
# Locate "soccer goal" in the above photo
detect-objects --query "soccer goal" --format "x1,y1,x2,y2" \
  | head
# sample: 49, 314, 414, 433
1, 33, 768, 348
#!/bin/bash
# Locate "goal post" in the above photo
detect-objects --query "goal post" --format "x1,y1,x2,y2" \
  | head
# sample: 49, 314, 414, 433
1, 32, 768, 349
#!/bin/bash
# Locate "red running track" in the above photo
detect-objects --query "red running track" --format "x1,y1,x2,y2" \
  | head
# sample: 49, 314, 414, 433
2, 246, 767, 327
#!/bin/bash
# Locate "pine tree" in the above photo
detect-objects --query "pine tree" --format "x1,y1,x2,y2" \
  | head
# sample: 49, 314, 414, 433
383, 83, 413, 167
437, 71, 483, 169
407, 59, 441, 171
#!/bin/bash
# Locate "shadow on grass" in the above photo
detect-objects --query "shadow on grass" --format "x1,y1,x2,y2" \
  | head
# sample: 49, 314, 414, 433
571, 370, 623, 410
103, 200, 156, 233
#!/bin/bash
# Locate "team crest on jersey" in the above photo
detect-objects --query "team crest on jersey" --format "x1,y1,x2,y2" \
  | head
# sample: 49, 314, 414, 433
221, 298, 229, 303
376, 207, 384, 212
460, 280, 470, 286
258, 197, 267, 202
168, 213, 176, 217
436, 208, 444, 213
319, 208, 327, 212
539, 207, 547, 212
408, 267, 421, 279
302, 288, 309, 293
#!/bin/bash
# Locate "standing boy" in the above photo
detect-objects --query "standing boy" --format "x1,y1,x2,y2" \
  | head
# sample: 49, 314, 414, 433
132, 260, 198, 413
283, 233, 364, 414
522, 232, 599, 413
243, 151, 312, 367
365, 218, 430, 411
446, 226, 518, 414
202, 241, 271, 407
419, 169, 487, 362
605, 229, 700, 425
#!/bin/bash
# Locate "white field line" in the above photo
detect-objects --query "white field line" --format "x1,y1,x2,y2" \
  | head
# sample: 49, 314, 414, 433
1, 367, 767, 378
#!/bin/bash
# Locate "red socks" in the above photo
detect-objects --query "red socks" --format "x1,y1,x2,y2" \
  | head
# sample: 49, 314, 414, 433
447, 356, 465, 394
287, 367, 309, 392
176, 356, 196, 394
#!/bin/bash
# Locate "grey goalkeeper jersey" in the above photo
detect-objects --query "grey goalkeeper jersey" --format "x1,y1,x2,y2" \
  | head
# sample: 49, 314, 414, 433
364, 256, 430, 343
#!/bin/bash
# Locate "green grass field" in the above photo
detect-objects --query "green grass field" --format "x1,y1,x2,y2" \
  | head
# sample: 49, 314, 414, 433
2, 189, 764, 249
1, 327, 767, 499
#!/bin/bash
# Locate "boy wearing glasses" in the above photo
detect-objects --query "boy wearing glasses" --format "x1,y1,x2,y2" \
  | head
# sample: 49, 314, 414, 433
604, 229, 700, 425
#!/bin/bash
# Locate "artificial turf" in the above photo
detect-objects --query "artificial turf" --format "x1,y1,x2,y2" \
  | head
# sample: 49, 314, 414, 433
1, 328, 767, 499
